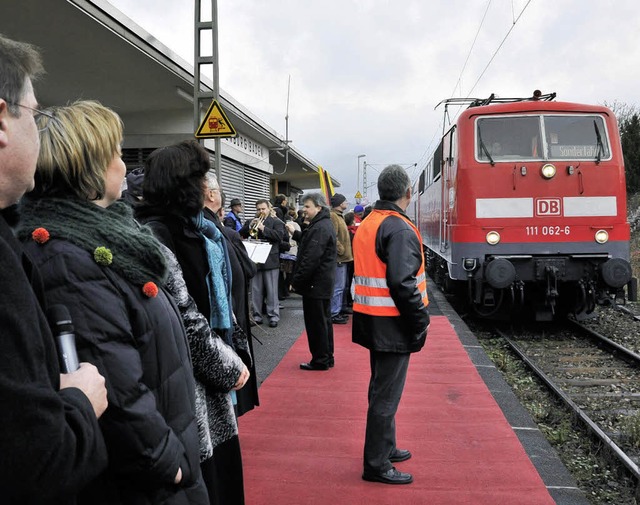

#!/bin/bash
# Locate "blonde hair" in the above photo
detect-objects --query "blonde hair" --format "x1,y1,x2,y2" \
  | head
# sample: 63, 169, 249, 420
35, 100, 123, 200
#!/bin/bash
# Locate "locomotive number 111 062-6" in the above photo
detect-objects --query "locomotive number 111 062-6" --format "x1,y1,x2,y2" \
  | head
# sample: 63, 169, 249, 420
525, 225, 571, 236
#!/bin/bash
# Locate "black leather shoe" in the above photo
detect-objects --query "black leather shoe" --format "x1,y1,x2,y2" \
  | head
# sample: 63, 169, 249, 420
269, 321, 278, 328
362, 467, 413, 485
300, 362, 329, 371
331, 315, 349, 324
389, 449, 412, 463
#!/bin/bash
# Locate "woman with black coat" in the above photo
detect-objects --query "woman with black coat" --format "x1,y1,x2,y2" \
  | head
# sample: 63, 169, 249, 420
135, 140, 249, 505
17, 101, 208, 504
286, 192, 337, 371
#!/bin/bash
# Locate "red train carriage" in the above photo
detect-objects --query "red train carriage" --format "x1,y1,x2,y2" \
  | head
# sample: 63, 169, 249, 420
416, 91, 636, 320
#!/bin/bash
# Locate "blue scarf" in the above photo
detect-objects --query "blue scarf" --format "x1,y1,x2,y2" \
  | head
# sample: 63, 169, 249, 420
192, 211, 233, 336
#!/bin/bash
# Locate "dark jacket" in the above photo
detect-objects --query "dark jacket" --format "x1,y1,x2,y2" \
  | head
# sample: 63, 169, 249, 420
274, 205, 289, 222
204, 208, 259, 416
20, 227, 207, 505
136, 211, 212, 322
238, 215, 284, 270
0, 211, 107, 505
352, 200, 430, 353
290, 207, 337, 299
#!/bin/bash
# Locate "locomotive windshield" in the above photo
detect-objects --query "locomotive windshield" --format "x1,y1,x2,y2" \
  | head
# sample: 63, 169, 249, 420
476, 114, 610, 163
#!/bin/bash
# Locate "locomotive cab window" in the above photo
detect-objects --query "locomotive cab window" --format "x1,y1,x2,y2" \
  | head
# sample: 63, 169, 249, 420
544, 115, 610, 161
476, 114, 611, 163
477, 116, 542, 162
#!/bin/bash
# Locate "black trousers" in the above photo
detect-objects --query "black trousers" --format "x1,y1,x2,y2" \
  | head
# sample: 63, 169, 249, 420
363, 350, 411, 473
201, 435, 245, 505
302, 296, 334, 367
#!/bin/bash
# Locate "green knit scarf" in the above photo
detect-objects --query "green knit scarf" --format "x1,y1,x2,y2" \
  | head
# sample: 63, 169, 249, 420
16, 197, 168, 286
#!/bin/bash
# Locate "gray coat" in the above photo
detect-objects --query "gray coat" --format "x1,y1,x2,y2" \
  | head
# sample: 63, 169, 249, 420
160, 246, 244, 460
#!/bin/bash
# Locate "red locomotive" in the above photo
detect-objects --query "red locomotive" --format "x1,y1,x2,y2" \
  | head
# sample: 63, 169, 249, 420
412, 91, 637, 320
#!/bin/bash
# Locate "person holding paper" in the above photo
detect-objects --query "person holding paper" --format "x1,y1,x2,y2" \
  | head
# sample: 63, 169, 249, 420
238, 200, 285, 328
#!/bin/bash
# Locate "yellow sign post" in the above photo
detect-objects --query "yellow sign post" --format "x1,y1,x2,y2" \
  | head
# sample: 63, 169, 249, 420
195, 99, 237, 138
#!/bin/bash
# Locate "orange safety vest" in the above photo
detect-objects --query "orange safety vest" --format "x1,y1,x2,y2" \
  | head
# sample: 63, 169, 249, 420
353, 209, 428, 316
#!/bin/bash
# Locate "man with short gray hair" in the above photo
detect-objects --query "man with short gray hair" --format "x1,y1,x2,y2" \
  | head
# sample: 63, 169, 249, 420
352, 164, 430, 485
0, 33, 108, 502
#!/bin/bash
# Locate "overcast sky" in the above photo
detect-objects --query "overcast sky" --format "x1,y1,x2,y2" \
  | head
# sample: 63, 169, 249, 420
108, 0, 640, 204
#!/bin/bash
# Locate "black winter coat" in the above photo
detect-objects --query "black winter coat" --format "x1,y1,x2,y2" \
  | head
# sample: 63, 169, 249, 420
136, 212, 212, 324
238, 215, 284, 270
352, 200, 430, 353
0, 212, 107, 505
290, 208, 337, 299
21, 231, 207, 505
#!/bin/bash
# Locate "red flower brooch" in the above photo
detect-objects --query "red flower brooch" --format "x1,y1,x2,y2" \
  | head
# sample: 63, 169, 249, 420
142, 282, 158, 298
32, 227, 50, 244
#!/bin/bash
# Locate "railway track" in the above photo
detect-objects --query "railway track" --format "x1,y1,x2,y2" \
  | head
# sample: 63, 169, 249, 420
495, 316, 640, 484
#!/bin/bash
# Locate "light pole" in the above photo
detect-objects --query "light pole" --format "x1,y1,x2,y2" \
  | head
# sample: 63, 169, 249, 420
357, 154, 366, 193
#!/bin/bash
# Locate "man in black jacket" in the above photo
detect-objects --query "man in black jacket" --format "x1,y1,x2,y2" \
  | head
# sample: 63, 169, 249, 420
352, 165, 430, 485
287, 193, 337, 370
239, 199, 285, 328
0, 34, 108, 503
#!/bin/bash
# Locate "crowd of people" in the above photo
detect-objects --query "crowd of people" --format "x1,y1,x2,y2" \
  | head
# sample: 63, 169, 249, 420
1, 32, 430, 504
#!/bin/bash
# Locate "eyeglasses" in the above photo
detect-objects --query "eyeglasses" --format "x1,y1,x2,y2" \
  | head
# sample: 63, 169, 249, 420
7, 102, 57, 132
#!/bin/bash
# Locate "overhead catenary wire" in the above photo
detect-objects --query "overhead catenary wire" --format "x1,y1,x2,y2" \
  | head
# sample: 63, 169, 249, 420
413, 0, 533, 184
449, 0, 493, 99
409, 1, 492, 183
465, 0, 533, 99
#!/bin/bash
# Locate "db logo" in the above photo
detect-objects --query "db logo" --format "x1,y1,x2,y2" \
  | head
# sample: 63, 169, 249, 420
535, 198, 562, 216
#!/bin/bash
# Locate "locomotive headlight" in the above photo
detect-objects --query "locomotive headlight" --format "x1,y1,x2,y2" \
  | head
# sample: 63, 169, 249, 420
595, 229, 609, 244
486, 231, 501, 245
541, 163, 557, 179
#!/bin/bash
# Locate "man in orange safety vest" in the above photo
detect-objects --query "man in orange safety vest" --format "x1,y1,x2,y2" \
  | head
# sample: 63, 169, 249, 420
352, 164, 430, 485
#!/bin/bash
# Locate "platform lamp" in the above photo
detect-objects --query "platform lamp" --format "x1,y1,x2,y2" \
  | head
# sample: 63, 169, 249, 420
357, 154, 366, 203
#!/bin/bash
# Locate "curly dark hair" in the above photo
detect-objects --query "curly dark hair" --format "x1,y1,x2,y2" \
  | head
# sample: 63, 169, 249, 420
142, 140, 210, 217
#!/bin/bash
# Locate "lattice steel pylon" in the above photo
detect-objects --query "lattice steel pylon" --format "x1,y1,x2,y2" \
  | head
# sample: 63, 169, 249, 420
362, 161, 368, 198
193, 0, 221, 181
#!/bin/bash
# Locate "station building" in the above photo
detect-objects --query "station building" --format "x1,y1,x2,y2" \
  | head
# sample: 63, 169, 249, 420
5, 0, 337, 209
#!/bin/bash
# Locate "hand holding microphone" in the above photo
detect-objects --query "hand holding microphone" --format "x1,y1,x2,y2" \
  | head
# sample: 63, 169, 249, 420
48, 304, 108, 418
47, 304, 79, 373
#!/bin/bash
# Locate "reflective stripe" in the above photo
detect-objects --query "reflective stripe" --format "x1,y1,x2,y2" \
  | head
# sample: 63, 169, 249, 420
354, 294, 397, 307
354, 275, 388, 289
356, 274, 426, 290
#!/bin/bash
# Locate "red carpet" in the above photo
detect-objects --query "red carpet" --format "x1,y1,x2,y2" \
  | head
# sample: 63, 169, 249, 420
238, 316, 554, 504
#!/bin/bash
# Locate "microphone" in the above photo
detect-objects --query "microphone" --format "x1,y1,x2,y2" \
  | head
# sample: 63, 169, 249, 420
47, 304, 80, 373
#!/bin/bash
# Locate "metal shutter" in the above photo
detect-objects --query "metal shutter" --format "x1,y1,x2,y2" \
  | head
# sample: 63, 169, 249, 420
122, 147, 156, 171
209, 154, 271, 216
242, 166, 270, 211
219, 157, 245, 208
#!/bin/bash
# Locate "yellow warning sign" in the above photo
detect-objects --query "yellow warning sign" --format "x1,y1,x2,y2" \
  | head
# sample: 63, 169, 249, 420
354, 191, 363, 199
195, 100, 237, 138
